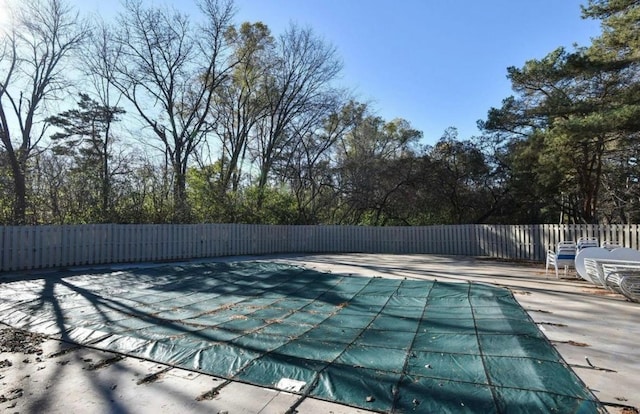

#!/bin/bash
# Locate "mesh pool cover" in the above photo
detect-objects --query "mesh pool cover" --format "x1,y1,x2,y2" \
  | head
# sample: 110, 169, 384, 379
1, 261, 602, 413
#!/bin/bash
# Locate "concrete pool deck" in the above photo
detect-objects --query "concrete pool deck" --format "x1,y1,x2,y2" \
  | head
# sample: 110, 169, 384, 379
1, 253, 639, 413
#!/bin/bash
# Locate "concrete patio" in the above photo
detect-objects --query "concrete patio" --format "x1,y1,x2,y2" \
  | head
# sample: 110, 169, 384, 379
1, 253, 638, 413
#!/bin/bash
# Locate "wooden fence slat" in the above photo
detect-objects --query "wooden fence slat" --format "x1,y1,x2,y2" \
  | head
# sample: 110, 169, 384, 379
5, 227, 15, 270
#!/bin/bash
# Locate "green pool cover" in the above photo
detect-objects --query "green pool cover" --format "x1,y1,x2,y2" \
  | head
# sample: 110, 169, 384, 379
0, 261, 602, 413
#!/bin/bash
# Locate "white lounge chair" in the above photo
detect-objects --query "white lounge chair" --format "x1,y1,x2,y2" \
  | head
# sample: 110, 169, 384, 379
545, 241, 577, 278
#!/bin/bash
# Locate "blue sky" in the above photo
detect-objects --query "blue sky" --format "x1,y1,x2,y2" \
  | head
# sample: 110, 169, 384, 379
232, 0, 602, 144
55, 0, 602, 145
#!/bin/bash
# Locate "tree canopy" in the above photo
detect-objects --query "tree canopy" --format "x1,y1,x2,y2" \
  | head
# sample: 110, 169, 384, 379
0, 0, 639, 225
480, 0, 640, 224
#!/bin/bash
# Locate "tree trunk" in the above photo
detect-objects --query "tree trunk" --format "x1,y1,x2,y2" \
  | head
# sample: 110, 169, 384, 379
12, 167, 27, 225
173, 170, 189, 223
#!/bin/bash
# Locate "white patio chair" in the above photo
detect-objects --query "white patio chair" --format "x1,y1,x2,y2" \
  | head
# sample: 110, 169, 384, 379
601, 240, 622, 250
583, 248, 640, 288
584, 258, 632, 287
575, 247, 612, 283
601, 263, 640, 302
545, 241, 577, 278
619, 271, 640, 302
583, 258, 603, 285
577, 236, 599, 250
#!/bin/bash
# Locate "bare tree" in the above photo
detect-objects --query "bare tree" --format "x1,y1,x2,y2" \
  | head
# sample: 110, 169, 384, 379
252, 24, 343, 208
77, 24, 133, 223
332, 103, 423, 225
0, 0, 88, 224
277, 102, 351, 223
91, 0, 236, 223
212, 21, 273, 194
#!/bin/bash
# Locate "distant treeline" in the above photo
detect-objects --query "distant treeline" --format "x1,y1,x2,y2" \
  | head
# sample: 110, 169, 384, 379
1, 0, 638, 225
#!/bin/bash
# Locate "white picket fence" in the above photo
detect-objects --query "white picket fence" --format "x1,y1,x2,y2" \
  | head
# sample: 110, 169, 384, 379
1, 223, 639, 272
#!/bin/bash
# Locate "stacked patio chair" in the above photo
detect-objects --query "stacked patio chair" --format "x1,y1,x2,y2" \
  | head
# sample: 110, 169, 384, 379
581, 247, 640, 302
577, 248, 615, 284
601, 264, 640, 302
545, 241, 577, 278
577, 236, 599, 250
